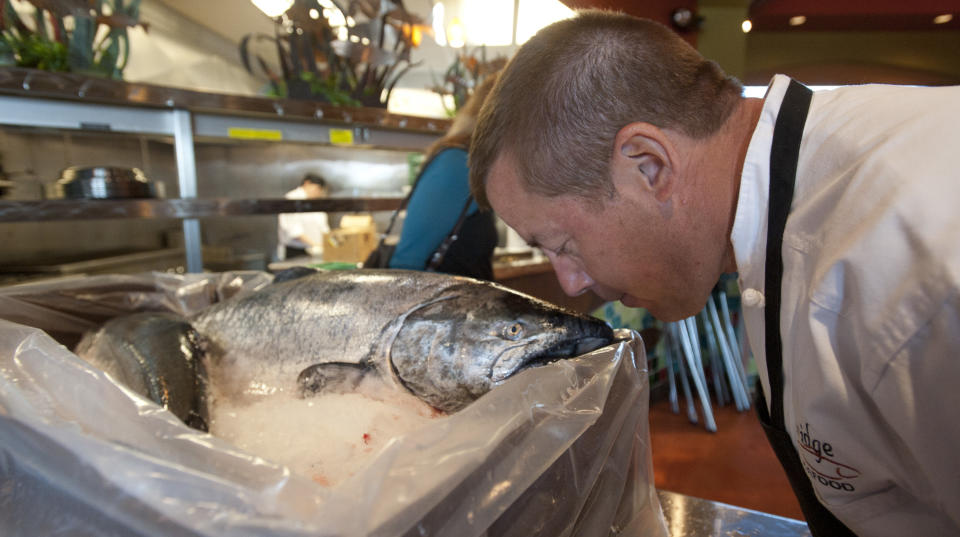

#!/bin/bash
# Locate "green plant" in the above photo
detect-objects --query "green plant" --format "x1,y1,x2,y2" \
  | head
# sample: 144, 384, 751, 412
0, 0, 144, 79
241, 0, 425, 108
430, 46, 505, 117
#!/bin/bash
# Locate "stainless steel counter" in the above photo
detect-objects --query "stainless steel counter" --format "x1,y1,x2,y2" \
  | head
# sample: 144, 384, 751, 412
658, 490, 811, 537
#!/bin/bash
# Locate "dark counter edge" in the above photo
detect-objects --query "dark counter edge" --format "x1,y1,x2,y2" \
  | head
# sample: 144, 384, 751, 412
0, 67, 451, 134
0, 197, 404, 222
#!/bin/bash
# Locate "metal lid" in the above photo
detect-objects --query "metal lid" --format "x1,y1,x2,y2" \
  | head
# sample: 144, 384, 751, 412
56, 166, 156, 199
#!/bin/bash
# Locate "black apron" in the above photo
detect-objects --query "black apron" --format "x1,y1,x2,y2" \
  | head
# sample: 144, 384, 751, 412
755, 79, 858, 537
430, 206, 497, 281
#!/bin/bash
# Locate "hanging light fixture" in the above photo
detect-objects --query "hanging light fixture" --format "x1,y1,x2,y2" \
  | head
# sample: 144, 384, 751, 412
447, 16, 466, 48
669, 7, 702, 32
251, 0, 294, 18
432, 2, 448, 46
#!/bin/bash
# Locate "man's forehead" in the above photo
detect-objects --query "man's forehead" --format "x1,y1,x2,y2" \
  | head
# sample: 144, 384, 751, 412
488, 152, 520, 182
487, 155, 569, 248
486, 154, 525, 206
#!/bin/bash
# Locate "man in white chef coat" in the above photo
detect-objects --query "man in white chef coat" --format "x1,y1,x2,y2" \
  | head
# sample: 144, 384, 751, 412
277, 173, 330, 260
469, 10, 960, 537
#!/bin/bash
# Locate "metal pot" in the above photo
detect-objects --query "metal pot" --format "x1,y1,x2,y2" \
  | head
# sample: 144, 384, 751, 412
56, 166, 156, 200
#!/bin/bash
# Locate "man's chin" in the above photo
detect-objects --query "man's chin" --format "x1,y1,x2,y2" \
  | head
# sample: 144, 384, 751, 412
620, 295, 691, 323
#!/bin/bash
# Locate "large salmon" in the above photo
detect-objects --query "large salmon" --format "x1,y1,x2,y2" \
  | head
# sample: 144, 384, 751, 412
78, 269, 614, 420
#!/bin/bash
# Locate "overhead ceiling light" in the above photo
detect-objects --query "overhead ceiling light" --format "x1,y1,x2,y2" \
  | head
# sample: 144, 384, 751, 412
933, 14, 953, 24
789, 15, 806, 26
741, 19, 752, 33
432, 2, 447, 46
671, 8, 695, 30
250, 0, 294, 18
447, 17, 465, 48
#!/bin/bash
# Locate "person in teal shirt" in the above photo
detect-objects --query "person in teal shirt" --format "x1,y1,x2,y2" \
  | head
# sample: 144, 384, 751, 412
388, 75, 499, 280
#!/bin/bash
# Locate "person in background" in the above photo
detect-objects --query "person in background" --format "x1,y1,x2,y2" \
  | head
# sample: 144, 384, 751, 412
469, 10, 959, 537
277, 173, 330, 260
387, 74, 500, 280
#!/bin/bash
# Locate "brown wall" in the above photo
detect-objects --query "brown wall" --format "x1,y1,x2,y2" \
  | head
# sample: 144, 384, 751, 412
745, 30, 960, 85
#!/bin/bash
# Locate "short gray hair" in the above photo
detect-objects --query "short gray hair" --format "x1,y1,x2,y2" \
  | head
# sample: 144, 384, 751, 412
469, 10, 743, 208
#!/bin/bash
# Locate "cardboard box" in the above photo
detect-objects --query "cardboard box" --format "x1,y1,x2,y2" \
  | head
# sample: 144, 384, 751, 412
322, 214, 377, 263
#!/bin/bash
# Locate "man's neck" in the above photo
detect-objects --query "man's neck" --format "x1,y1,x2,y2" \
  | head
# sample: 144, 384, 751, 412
704, 97, 766, 273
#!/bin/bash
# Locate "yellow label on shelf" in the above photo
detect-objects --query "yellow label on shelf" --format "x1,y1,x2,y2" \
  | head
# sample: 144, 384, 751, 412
227, 127, 283, 141
329, 129, 354, 145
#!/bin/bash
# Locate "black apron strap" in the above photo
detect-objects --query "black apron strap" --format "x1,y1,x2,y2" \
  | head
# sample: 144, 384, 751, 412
756, 79, 858, 537
426, 195, 474, 271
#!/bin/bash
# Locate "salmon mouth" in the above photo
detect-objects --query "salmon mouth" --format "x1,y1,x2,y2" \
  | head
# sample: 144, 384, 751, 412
526, 336, 612, 365
490, 335, 613, 383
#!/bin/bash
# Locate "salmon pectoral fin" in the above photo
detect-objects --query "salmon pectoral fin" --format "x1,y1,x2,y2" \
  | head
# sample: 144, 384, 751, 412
297, 362, 371, 396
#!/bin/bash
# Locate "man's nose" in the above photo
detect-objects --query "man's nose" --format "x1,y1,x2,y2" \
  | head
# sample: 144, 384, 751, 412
549, 254, 595, 297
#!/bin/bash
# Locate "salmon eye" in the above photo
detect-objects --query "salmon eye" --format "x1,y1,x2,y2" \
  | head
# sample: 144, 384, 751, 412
503, 323, 524, 340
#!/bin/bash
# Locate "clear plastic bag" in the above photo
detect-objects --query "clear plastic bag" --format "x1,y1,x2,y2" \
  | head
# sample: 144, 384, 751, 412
0, 272, 667, 537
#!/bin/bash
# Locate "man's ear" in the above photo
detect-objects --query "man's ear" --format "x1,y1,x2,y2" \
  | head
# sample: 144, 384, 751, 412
611, 122, 675, 203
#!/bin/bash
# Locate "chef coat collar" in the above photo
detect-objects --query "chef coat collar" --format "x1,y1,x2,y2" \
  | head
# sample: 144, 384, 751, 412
731, 74, 793, 298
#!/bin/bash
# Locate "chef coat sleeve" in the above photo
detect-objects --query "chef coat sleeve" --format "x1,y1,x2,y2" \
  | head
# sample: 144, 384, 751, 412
278, 211, 306, 244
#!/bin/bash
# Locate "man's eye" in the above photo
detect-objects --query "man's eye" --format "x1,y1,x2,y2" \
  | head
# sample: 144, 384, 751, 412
503, 323, 525, 340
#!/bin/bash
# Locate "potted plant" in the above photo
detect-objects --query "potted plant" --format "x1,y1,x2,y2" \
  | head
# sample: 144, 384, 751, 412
0, 0, 145, 79
430, 45, 506, 117
241, 0, 426, 108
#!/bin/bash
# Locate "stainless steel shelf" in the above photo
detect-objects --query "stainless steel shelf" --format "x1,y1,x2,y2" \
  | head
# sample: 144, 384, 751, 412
0, 197, 404, 222
192, 112, 441, 151
0, 67, 450, 139
0, 67, 439, 271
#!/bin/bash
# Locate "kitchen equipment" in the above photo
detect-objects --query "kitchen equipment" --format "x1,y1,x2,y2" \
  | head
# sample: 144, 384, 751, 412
56, 166, 157, 199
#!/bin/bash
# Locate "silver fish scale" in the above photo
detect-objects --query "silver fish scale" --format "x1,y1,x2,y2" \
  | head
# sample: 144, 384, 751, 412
192, 271, 468, 395
191, 269, 614, 410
